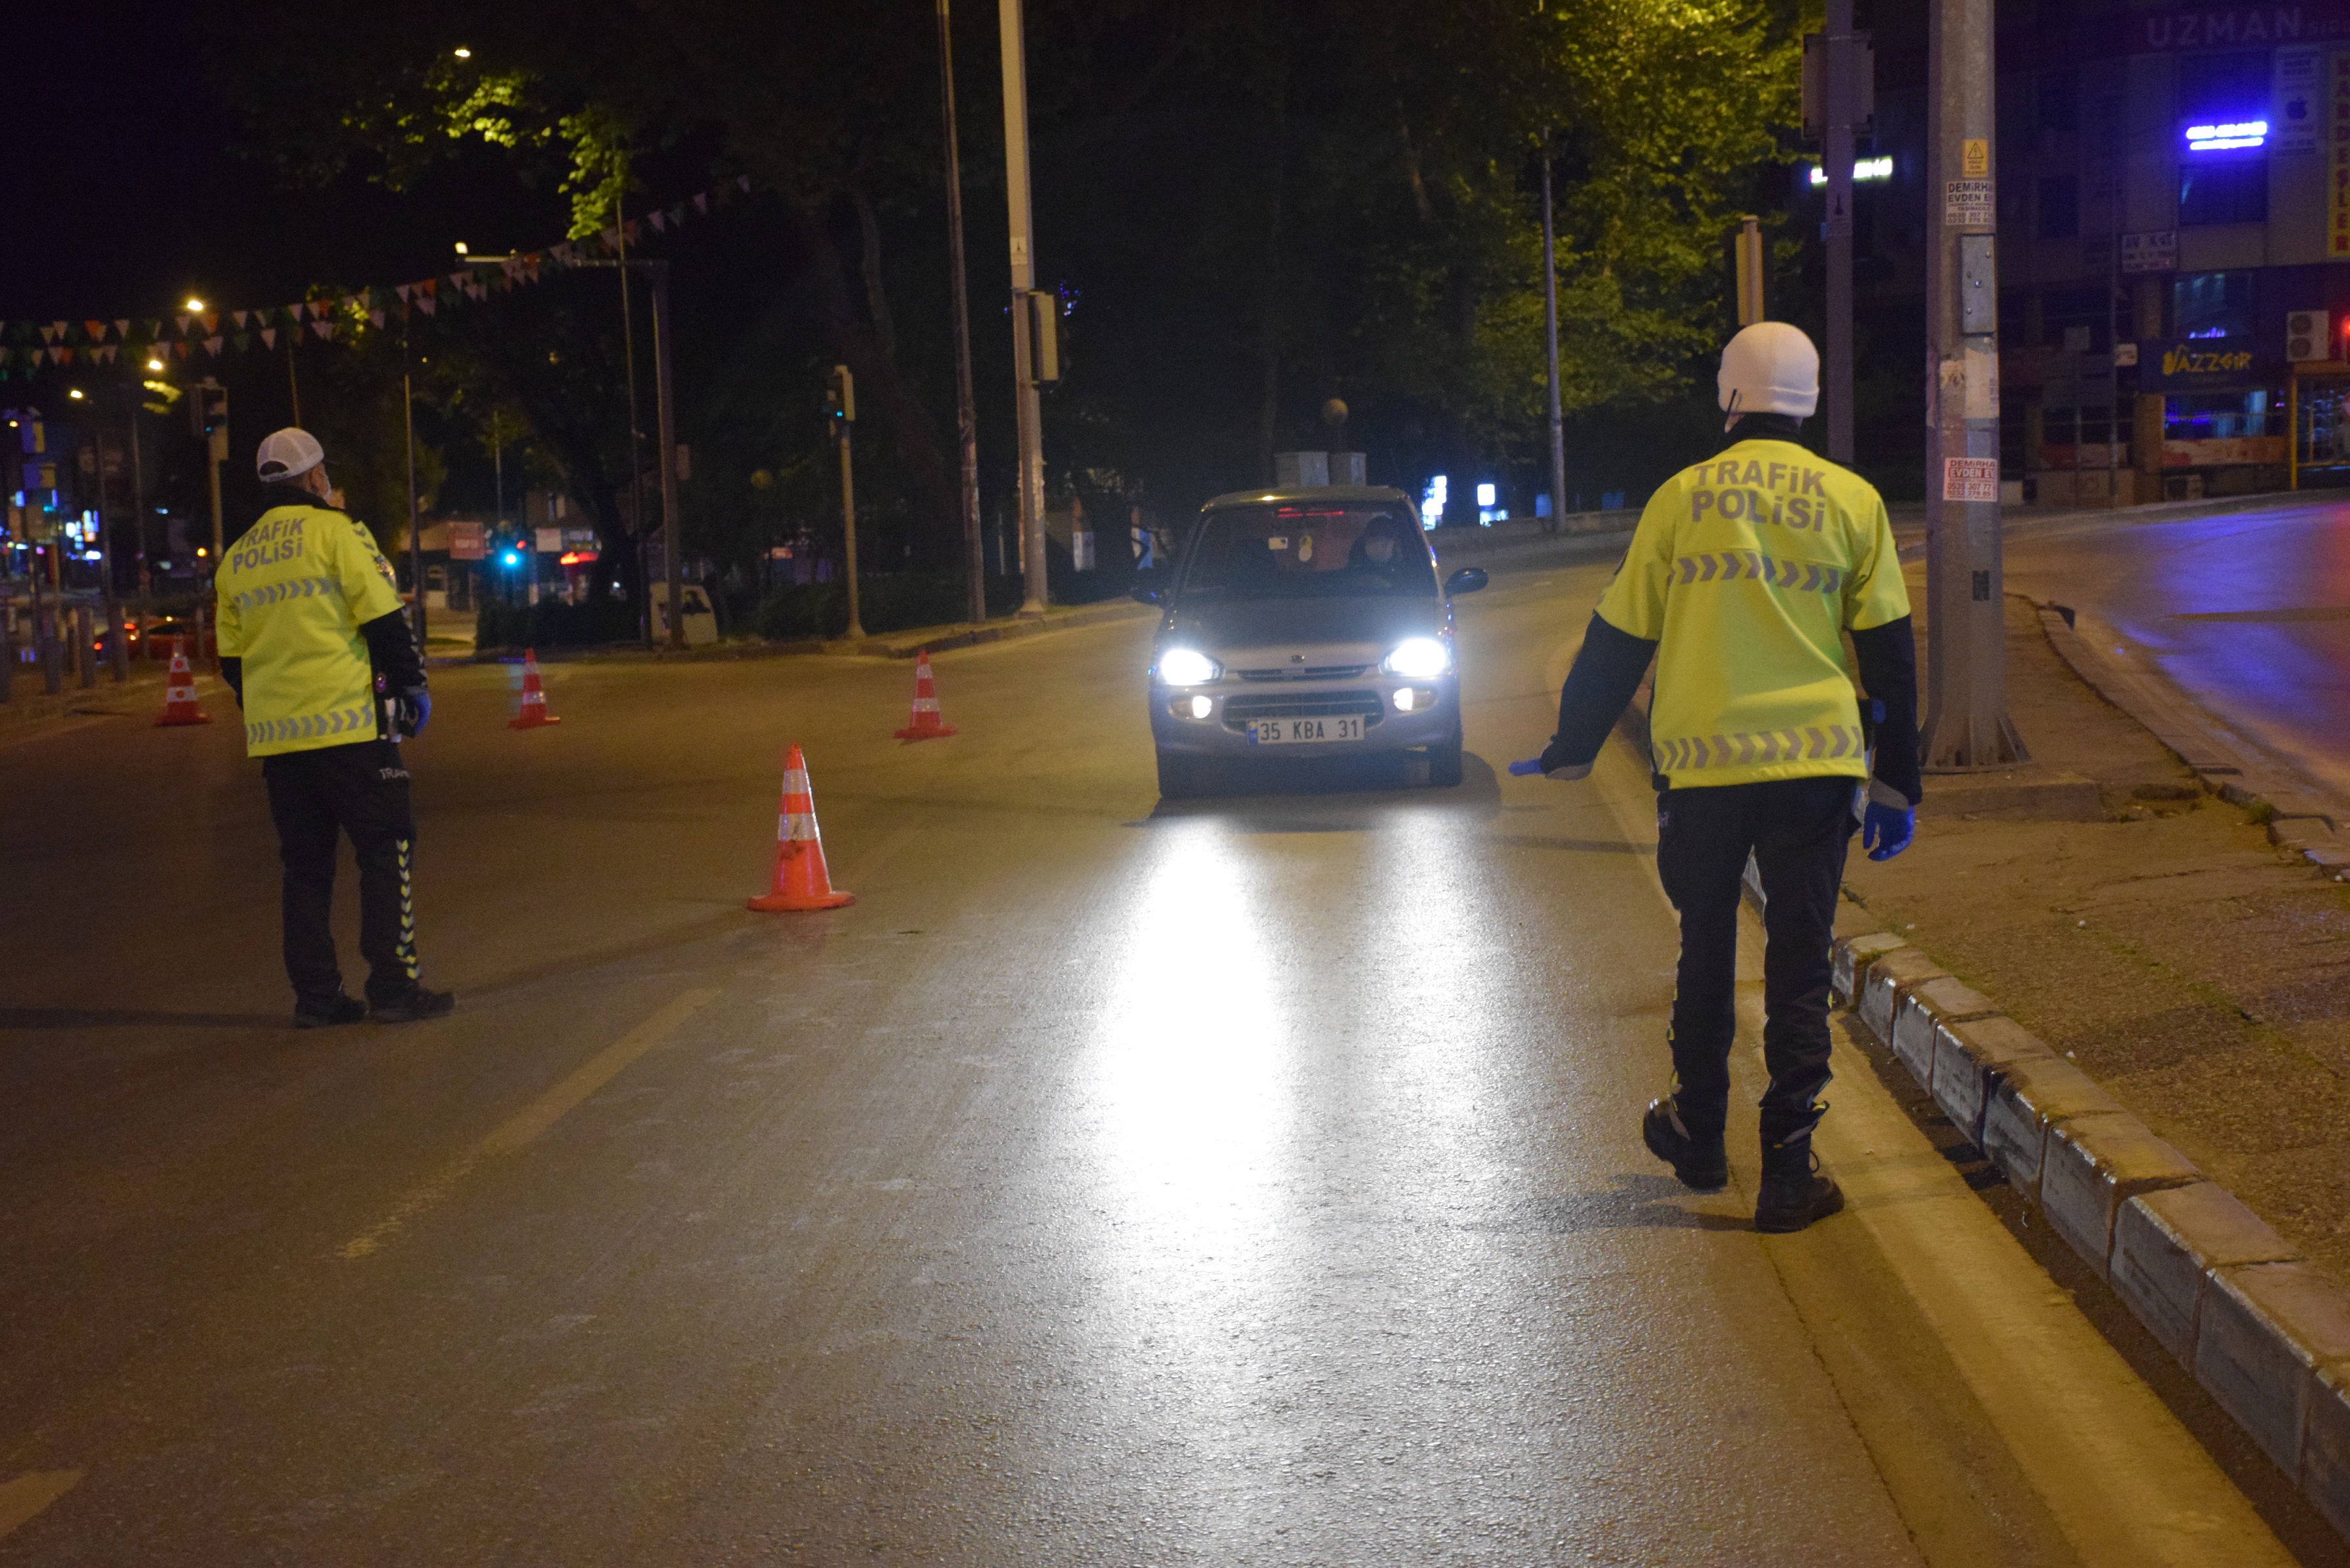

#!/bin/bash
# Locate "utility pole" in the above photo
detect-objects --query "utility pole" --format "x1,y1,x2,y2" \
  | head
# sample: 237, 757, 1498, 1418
1922, 0, 2025, 768
94, 430, 127, 682
402, 327, 427, 653
940, 0, 987, 623
1820, 0, 1859, 465
645, 261, 685, 651
615, 206, 651, 645
998, 0, 1049, 616
827, 365, 866, 640
1540, 135, 1566, 536
194, 378, 227, 563
1734, 216, 1766, 325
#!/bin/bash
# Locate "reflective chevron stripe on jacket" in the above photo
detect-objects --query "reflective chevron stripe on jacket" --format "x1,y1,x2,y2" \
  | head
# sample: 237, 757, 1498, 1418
227, 576, 342, 615
1652, 725, 1866, 773
244, 701, 379, 751
1671, 551, 1844, 594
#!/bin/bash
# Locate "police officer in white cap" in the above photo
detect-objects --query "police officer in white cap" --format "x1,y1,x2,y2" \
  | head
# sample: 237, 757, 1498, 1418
1516, 323, 1918, 1232
215, 429, 453, 1026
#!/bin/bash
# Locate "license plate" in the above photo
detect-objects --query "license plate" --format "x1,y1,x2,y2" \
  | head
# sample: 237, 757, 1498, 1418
1247, 715, 1364, 744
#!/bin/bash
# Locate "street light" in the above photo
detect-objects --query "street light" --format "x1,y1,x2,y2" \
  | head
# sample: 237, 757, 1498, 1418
184, 297, 203, 312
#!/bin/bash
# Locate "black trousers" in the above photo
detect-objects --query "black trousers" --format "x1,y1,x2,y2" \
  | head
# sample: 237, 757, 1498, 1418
261, 739, 419, 1005
1655, 776, 1857, 1168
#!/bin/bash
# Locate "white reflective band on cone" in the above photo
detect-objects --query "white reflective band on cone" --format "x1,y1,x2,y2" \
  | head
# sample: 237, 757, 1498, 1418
779, 812, 819, 841
913, 698, 939, 711
782, 769, 810, 793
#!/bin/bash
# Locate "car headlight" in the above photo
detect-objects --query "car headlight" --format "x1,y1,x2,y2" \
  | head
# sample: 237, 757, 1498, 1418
1155, 647, 1222, 686
1380, 637, 1450, 678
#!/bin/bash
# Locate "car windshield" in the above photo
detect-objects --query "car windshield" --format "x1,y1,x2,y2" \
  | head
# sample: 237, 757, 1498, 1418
1181, 504, 1435, 598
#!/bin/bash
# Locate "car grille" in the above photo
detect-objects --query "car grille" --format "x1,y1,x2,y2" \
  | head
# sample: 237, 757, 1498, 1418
1222, 691, 1386, 730
1236, 664, 1371, 681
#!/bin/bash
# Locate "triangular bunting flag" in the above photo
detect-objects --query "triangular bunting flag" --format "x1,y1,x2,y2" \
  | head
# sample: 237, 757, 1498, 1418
201, 314, 218, 334
173, 342, 189, 359
114, 318, 130, 338
98, 345, 119, 363
368, 309, 384, 328
600, 227, 620, 251
647, 210, 667, 233
667, 203, 685, 226
260, 328, 277, 348
449, 271, 472, 290
174, 314, 193, 335
395, 284, 411, 303
623, 218, 639, 242
84, 319, 106, 341
204, 336, 224, 355
736, 175, 751, 191
693, 192, 708, 216
50, 346, 68, 364
37, 325, 57, 344
312, 320, 335, 340
416, 297, 436, 317
417, 278, 436, 297
233, 333, 250, 351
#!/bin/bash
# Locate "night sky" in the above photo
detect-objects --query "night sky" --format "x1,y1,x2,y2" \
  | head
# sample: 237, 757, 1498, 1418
2, 1, 568, 323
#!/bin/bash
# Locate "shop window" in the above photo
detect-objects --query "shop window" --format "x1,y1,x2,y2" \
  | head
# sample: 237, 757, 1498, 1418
2042, 285, 2113, 350
2179, 157, 2268, 225
2038, 175, 2080, 239
2178, 51, 2272, 122
2038, 69, 2080, 135
2172, 271, 2254, 339
2164, 389, 2283, 439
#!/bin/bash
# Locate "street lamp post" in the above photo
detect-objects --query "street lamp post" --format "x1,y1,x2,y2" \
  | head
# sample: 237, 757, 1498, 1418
940, 0, 987, 623
1539, 135, 1566, 536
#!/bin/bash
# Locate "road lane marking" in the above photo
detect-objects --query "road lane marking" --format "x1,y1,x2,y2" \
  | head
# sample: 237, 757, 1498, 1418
338, 987, 720, 1260
1575, 737, 2292, 1565
0, 1471, 82, 1542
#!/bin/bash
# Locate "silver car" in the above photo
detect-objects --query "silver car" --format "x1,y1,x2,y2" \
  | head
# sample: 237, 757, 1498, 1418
1137, 486, 1487, 798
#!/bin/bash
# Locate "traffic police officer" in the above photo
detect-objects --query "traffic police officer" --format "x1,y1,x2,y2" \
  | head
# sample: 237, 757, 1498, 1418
1525, 323, 1918, 1232
216, 428, 455, 1027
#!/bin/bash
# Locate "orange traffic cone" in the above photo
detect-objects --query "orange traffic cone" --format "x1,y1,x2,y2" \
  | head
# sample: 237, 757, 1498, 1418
892, 649, 957, 741
154, 648, 212, 727
748, 745, 855, 911
508, 648, 561, 730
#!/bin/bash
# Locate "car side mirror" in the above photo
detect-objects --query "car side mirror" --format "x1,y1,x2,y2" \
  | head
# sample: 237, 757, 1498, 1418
1444, 567, 1488, 596
1130, 583, 1164, 605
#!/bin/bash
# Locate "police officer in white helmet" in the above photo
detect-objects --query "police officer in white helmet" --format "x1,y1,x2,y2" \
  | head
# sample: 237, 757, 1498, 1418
1515, 322, 1919, 1232
215, 429, 454, 1027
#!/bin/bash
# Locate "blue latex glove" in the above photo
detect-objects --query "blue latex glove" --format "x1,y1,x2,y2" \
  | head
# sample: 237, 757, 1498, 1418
1507, 758, 1546, 777
1863, 800, 1914, 861
386, 689, 431, 738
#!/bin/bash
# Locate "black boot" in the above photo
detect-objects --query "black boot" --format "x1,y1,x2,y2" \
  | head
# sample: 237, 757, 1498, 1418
293, 992, 368, 1030
1755, 1147, 1843, 1233
370, 983, 455, 1023
1642, 1097, 1728, 1192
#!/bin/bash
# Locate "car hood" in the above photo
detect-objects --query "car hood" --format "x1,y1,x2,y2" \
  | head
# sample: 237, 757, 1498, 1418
1162, 593, 1444, 668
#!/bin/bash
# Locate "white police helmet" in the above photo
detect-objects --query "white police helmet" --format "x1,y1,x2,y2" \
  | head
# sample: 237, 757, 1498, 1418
1716, 322, 1820, 429
255, 427, 326, 482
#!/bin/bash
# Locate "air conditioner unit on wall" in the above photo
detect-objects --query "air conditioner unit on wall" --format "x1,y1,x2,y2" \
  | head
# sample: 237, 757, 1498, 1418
2287, 310, 2331, 362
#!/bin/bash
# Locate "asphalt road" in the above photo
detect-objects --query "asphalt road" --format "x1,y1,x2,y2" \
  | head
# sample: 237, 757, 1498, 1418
0, 566, 2311, 1564
2002, 495, 2350, 804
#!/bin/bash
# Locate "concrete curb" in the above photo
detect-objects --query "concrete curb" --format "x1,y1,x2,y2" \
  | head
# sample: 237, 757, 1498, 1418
2031, 600, 2349, 882
1833, 934, 2350, 1537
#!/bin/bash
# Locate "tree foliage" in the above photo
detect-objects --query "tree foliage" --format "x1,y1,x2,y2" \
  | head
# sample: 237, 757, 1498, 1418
203, 0, 1801, 585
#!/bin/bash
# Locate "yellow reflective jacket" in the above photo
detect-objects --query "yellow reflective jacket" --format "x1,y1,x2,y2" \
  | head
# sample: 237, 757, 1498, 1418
1596, 438, 1909, 789
214, 502, 406, 757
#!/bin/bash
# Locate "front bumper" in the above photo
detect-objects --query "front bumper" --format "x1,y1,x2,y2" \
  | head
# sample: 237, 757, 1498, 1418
1147, 675, 1461, 757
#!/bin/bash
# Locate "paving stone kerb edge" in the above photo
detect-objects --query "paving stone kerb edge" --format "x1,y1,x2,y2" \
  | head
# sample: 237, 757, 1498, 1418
1835, 934, 2350, 1539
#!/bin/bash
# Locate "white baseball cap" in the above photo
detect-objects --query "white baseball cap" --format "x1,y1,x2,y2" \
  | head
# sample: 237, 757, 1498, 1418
255, 427, 326, 482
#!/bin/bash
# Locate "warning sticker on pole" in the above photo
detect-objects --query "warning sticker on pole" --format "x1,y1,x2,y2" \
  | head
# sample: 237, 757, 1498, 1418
1942, 457, 2000, 502
1945, 180, 1995, 227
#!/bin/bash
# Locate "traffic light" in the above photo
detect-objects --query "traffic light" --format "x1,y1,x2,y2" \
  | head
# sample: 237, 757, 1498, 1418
191, 380, 228, 461
824, 364, 855, 432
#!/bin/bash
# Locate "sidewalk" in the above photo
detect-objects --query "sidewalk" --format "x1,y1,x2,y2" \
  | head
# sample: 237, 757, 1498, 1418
1838, 578, 2350, 1281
